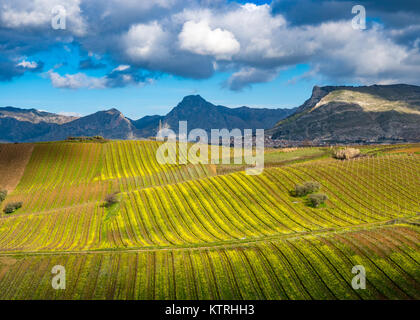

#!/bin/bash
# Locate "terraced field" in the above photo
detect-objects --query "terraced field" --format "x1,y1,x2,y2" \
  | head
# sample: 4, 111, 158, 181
0, 141, 418, 299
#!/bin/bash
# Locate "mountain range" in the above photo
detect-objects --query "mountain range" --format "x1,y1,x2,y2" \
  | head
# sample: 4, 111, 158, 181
1, 84, 420, 144
0, 95, 295, 142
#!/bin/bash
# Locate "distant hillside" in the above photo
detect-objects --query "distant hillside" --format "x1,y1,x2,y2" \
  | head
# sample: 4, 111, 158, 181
158, 95, 296, 134
0, 106, 78, 124
268, 84, 420, 143
34, 109, 138, 141
0, 96, 294, 142
0, 107, 78, 142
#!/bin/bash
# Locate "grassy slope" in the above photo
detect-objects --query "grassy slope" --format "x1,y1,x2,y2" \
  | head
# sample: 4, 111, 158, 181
0, 141, 418, 299
313, 90, 420, 114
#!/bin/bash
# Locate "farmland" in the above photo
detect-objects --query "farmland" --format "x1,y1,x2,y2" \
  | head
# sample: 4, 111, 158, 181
0, 141, 419, 299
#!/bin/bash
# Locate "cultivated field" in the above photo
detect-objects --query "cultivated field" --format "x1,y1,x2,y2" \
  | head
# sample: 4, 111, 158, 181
0, 141, 418, 299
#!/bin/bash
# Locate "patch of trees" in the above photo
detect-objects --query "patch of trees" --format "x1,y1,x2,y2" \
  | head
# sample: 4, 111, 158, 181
292, 181, 328, 208
332, 148, 361, 160
294, 181, 320, 197
3, 201, 23, 214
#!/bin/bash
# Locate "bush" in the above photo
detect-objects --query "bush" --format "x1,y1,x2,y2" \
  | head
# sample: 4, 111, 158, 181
3, 201, 23, 214
0, 189, 7, 202
294, 181, 320, 197
333, 148, 361, 160
104, 193, 119, 207
304, 181, 320, 194
308, 193, 328, 208
294, 184, 306, 197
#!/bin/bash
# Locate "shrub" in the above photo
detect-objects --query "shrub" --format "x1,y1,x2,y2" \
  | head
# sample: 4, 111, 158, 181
294, 181, 320, 197
0, 189, 7, 202
3, 201, 23, 214
294, 184, 307, 197
333, 148, 361, 160
66, 136, 107, 143
303, 181, 320, 194
308, 193, 328, 208
104, 193, 119, 207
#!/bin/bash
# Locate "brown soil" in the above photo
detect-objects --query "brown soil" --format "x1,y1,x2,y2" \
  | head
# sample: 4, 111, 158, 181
0, 143, 34, 192
0, 256, 17, 280
389, 147, 420, 154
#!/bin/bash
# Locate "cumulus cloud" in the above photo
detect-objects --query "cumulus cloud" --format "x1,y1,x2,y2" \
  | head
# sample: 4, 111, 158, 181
120, 21, 214, 78
17, 60, 38, 69
1, 0, 420, 90
226, 67, 278, 91
271, 0, 420, 27
0, 58, 44, 81
46, 70, 107, 89
179, 20, 240, 59
0, 0, 86, 35
123, 22, 168, 62
0, 61, 25, 81
304, 21, 420, 84
45, 65, 153, 89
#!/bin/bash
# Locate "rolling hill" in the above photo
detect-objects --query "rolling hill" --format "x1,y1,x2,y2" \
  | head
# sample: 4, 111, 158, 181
0, 140, 418, 299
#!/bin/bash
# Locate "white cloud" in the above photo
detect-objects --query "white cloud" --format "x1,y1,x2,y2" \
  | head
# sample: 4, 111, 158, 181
179, 20, 240, 60
123, 21, 169, 62
304, 21, 420, 84
112, 65, 130, 72
2, 1, 420, 89
0, 0, 86, 35
17, 60, 38, 69
46, 70, 107, 89
45, 66, 152, 89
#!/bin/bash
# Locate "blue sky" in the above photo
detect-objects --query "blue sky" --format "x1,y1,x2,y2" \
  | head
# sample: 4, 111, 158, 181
0, 59, 317, 119
0, 0, 419, 119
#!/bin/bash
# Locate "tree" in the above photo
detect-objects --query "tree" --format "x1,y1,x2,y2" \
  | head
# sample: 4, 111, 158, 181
308, 193, 328, 208
294, 181, 320, 196
3, 202, 23, 214
104, 193, 119, 207
0, 189, 7, 202
303, 181, 320, 194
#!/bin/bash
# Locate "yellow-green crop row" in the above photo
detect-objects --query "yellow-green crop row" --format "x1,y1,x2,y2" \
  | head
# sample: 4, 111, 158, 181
0, 141, 418, 300
0, 224, 418, 300
0, 153, 418, 253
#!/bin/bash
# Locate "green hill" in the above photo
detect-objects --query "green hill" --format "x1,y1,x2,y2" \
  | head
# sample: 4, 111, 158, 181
0, 141, 418, 299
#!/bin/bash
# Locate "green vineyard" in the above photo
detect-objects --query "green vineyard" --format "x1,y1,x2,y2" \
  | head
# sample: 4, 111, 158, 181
0, 141, 419, 299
